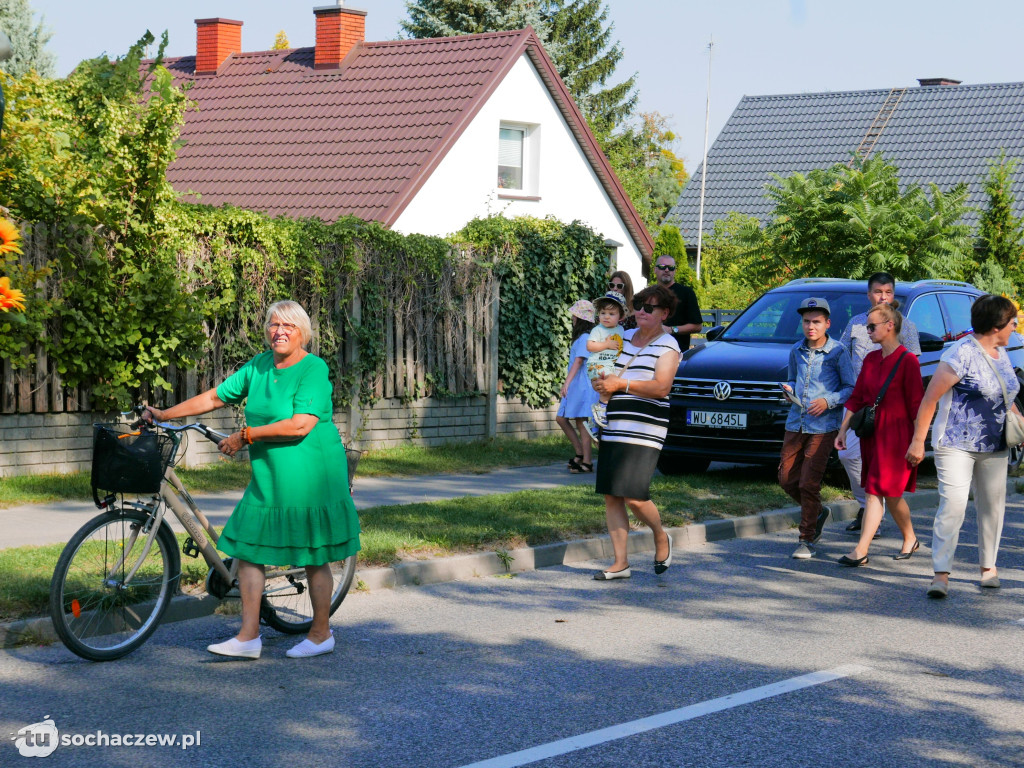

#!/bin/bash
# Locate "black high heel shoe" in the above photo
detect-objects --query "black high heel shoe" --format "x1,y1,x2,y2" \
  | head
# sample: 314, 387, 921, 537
893, 540, 920, 561
838, 553, 869, 567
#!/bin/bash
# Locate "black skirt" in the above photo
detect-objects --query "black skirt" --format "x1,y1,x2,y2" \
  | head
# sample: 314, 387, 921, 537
595, 439, 660, 501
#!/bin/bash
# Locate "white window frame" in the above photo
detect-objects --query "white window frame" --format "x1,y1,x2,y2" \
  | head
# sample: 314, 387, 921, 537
497, 121, 540, 196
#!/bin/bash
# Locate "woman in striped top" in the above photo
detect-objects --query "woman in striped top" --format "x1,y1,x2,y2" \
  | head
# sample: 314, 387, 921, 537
592, 284, 682, 580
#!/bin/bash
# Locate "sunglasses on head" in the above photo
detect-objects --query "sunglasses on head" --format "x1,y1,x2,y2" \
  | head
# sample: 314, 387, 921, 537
865, 321, 891, 333
609, 281, 625, 290
632, 298, 662, 313
654, 264, 675, 271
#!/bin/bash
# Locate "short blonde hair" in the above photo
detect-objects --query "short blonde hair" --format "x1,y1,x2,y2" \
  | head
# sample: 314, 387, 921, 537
868, 302, 902, 335
265, 300, 313, 347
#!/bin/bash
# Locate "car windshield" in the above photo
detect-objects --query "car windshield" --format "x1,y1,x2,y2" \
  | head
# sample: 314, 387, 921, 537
720, 290, 883, 343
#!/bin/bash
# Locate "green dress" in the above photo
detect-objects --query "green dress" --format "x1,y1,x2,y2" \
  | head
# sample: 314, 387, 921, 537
216, 351, 360, 566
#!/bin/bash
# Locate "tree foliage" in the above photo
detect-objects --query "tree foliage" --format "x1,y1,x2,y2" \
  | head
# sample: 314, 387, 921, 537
272, 30, 290, 50
977, 151, 1024, 294
402, 0, 551, 40
1, 32, 200, 405
597, 112, 687, 232
0, 0, 55, 78
696, 211, 761, 309
737, 155, 974, 287
545, 0, 635, 135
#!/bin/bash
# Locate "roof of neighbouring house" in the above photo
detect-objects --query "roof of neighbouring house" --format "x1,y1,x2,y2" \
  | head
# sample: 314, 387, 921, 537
668, 81, 1024, 242
155, 27, 653, 258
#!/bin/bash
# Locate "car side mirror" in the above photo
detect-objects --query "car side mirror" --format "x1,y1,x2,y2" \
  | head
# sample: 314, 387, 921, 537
706, 325, 725, 341
919, 333, 944, 353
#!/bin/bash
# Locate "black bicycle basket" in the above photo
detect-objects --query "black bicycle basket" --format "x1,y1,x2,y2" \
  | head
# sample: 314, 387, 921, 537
91, 423, 178, 496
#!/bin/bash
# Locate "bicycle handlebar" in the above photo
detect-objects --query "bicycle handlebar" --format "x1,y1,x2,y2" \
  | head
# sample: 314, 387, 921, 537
128, 407, 228, 446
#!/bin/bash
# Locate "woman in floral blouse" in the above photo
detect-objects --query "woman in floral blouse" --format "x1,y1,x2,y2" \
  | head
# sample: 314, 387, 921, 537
907, 295, 1022, 598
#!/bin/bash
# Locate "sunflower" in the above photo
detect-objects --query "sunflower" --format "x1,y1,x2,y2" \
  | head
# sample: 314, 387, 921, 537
0, 216, 22, 256
0, 276, 26, 312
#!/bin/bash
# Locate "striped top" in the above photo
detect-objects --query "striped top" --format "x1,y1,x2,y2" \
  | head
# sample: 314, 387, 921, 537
602, 330, 681, 450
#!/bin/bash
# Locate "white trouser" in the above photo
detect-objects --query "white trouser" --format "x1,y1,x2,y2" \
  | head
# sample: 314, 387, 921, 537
931, 445, 1008, 574
837, 429, 866, 506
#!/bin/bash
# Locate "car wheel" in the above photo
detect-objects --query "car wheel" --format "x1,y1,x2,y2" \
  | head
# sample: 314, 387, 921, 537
657, 454, 711, 475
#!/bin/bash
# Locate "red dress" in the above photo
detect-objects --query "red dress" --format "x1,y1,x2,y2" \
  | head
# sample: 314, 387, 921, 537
845, 346, 923, 497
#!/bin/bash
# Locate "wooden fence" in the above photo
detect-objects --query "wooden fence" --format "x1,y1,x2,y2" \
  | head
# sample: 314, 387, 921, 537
0, 227, 499, 415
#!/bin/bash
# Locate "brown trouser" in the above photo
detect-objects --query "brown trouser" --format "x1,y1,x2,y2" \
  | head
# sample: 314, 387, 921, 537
778, 430, 837, 541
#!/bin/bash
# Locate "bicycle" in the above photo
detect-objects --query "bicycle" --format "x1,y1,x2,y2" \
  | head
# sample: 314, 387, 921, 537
48, 409, 359, 661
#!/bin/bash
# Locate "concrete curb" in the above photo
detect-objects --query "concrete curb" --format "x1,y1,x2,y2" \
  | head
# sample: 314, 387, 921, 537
4, 482, 1014, 649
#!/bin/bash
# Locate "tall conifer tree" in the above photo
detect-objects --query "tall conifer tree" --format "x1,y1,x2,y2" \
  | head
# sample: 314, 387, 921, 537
0, 0, 55, 78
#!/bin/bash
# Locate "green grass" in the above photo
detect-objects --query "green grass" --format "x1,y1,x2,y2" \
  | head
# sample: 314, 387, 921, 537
0, 436, 574, 509
0, 461, 254, 509
355, 435, 574, 476
355, 465, 848, 564
0, 465, 849, 623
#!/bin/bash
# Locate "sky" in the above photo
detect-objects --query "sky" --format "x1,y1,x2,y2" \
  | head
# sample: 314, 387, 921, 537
22, 0, 1024, 176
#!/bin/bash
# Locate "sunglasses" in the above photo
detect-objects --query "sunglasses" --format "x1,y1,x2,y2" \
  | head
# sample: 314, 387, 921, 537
609, 281, 625, 290
654, 264, 675, 271
865, 321, 891, 333
632, 299, 663, 313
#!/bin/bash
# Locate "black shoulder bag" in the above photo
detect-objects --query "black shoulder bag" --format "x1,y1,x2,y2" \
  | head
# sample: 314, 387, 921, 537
848, 350, 908, 439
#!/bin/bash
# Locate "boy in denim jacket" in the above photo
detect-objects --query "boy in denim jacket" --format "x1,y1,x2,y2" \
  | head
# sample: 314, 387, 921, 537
779, 298, 856, 559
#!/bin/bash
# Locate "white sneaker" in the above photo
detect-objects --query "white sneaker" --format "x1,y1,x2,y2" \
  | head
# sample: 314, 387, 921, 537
286, 634, 335, 658
585, 417, 601, 442
591, 402, 609, 427
791, 541, 815, 560
207, 635, 262, 659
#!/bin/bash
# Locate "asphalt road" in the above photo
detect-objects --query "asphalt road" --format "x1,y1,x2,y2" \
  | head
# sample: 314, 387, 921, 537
2, 501, 1022, 768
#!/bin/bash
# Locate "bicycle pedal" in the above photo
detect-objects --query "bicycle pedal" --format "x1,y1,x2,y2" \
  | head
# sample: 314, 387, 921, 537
182, 537, 201, 558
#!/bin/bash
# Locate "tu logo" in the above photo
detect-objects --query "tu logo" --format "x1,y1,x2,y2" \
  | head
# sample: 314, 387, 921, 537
12, 717, 59, 758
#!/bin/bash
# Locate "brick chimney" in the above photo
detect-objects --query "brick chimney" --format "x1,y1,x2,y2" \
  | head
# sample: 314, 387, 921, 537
195, 18, 242, 74
917, 77, 961, 87
314, 3, 366, 69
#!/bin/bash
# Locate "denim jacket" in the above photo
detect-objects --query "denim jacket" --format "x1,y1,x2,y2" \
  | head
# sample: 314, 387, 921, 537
785, 335, 856, 434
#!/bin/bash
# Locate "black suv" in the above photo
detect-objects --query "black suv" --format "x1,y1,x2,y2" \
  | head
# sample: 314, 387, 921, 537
658, 278, 1024, 474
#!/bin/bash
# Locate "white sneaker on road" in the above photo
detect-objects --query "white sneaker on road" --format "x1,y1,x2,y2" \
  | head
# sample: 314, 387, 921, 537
791, 541, 815, 559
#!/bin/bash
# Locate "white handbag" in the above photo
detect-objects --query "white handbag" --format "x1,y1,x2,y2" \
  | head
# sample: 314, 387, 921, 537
970, 336, 1024, 446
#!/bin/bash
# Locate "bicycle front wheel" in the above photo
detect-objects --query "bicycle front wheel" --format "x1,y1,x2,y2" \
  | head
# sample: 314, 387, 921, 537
49, 509, 181, 661
260, 556, 356, 634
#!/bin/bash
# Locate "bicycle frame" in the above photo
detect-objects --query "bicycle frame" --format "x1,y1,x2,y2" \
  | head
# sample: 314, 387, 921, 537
159, 467, 235, 584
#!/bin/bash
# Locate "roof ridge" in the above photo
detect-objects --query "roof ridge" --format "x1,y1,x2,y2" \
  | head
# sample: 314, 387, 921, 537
742, 80, 1024, 102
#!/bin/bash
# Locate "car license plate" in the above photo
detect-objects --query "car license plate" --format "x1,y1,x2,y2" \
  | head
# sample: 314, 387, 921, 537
687, 410, 747, 429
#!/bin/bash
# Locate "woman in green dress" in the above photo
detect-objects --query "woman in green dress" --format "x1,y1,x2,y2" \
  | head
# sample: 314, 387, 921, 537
144, 300, 359, 660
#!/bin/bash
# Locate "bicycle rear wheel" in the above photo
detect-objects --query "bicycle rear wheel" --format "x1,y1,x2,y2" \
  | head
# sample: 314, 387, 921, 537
259, 556, 356, 634
49, 509, 181, 661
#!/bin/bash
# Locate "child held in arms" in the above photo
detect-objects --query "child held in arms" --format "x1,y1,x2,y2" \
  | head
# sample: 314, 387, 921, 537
586, 291, 627, 429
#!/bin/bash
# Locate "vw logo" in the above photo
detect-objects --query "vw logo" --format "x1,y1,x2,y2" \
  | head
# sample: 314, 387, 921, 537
713, 381, 732, 401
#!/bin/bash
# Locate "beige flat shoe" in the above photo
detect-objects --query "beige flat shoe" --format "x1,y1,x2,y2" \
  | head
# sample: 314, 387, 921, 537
927, 580, 949, 599
980, 576, 1001, 589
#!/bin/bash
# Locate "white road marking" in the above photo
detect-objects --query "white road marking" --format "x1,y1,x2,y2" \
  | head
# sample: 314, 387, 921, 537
456, 664, 871, 768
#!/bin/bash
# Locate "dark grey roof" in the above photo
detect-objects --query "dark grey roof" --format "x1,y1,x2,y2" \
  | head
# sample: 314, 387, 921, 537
668, 81, 1024, 243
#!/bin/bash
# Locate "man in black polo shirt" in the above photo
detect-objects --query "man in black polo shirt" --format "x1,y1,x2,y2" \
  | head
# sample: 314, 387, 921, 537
654, 254, 702, 349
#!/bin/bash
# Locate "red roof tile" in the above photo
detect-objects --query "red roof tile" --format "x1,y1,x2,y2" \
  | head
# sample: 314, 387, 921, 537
155, 28, 652, 259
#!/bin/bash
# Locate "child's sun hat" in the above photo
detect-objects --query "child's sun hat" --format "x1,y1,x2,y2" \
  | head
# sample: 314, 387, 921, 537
569, 299, 595, 322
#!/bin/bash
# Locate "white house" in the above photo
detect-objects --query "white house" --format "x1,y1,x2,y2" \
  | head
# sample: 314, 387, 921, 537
160, 6, 653, 282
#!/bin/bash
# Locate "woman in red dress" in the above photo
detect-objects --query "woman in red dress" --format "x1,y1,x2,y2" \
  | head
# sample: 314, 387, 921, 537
834, 303, 924, 566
